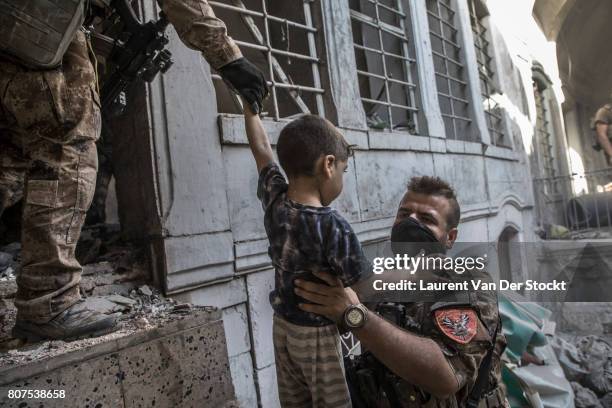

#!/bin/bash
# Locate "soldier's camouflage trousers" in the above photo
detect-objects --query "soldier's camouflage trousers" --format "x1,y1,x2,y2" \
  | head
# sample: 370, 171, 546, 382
0, 31, 100, 323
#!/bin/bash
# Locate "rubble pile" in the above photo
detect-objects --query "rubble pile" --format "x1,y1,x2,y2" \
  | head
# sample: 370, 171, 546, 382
0, 224, 201, 363
0, 242, 20, 346
0, 242, 20, 282
536, 223, 612, 240
553, 334, 612, 407
0, 283, 208, 368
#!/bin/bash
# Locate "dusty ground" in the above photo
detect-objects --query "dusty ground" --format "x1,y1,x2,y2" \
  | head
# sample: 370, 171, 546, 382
0, 282, 211, 368
0, 225, 209, 368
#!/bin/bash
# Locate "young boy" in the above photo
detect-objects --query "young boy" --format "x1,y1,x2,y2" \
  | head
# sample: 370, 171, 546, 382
243, 106, 371, 407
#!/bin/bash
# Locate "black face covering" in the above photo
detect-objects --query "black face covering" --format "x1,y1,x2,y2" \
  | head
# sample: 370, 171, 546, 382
390, 217, 446, 256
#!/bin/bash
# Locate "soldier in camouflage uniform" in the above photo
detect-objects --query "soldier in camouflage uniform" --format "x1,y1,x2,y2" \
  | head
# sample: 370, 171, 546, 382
295, 176, 509, 407
0, 0, 267, 341
594, 97, 612, 163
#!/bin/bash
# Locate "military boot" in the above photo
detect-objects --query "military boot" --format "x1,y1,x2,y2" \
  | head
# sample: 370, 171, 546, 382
12, 300, 118, 342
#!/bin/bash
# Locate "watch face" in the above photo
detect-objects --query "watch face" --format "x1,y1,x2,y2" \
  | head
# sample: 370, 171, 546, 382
347, 308, 364, 326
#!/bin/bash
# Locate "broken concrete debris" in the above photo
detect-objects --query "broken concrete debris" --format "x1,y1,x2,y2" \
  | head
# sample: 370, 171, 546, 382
0, 266, 14, 282
0, 227, 198, 364
0, 245, 19, 342
107, 294, 137, 306
554, 334, 612, 406
138, 284, 153, 296
600, 392, 612, 407
1, 282, 214, 367
171, 303, 193, 314
82, 260, 113, 275
91, 282, 137, 296
0, 243, 20, 282
133, 316, 153, 329
0, 252, 11, 272
0, 242, 20, 257
572, 381, 604, 408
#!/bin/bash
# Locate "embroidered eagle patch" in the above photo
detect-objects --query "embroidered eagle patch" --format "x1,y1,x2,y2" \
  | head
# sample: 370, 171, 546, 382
434, 309, 478, 344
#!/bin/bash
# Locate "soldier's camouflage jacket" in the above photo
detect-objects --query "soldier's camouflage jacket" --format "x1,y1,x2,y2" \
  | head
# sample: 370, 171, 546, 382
352, 265, 509, 408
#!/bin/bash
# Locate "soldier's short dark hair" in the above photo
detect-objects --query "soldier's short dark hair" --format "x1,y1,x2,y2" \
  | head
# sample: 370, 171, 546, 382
277, 115, 353, 177
407, 176, 461, 229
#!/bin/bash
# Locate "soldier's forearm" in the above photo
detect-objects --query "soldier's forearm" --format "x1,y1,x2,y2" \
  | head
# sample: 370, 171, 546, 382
596, 124, 612, 156
161, 0, 242, 70
353, 311, 459, 398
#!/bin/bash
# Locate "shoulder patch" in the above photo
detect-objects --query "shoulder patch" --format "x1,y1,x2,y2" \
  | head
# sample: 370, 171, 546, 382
434, 308, 478, 344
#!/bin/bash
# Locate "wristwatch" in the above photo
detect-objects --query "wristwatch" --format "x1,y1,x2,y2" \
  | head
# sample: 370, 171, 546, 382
342, 303, 368, 330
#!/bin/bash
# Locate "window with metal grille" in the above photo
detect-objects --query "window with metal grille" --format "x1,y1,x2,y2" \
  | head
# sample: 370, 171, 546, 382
468, 0, 507, 147
349, 0, 421, 133
209, 0, 325, 120
426, 0, 473, 141
534, 81, 558, 193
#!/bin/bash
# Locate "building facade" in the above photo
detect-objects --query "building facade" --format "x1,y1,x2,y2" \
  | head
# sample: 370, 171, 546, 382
533, 0, 612, 229
107, 0, 568, 405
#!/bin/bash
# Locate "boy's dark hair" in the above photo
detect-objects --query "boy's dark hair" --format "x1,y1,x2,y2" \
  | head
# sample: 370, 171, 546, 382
277, 115, 353, 177
407, 176, 461, 229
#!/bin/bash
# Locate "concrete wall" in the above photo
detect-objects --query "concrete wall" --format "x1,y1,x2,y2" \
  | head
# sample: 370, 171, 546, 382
124, 1, 566, 406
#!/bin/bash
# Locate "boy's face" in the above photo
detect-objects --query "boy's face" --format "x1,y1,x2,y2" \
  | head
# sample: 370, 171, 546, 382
319, 157, 348, 206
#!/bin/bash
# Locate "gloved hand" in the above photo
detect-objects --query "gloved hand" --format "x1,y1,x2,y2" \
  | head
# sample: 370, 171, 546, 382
219, 57, 269, 114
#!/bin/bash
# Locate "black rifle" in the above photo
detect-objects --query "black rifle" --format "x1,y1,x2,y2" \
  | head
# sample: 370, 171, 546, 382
92, 0, 173, 116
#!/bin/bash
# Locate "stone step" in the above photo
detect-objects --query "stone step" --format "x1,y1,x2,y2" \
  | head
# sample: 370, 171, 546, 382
0, 308, 236, 408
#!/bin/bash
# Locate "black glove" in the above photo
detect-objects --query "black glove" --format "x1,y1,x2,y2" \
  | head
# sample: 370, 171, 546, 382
219, 57, 269, 114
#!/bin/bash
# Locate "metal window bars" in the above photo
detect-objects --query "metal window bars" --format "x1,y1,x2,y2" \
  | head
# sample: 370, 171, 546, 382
533, 168, 612, 232
209, 0, 325, 120
468, 0, 506, 146
534, 82, 558, 194
349, 0, 420, 133
426, 0, 472, 140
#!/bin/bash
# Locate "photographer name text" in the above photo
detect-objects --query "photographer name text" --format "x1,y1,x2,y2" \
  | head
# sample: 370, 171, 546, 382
372, 279, 567, 292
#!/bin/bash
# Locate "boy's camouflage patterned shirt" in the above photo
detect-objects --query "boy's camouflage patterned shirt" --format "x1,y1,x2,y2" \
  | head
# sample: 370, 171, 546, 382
257, 163, 371, 327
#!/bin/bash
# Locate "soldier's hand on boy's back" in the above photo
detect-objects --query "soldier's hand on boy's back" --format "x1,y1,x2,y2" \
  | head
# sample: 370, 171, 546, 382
295, 271, 360, 324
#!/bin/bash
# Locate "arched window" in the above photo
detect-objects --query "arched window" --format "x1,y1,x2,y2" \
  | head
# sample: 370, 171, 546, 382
498, 226, 519, 284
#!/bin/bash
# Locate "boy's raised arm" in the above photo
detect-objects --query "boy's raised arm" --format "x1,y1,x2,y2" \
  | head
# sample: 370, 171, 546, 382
244, 105, 275, 172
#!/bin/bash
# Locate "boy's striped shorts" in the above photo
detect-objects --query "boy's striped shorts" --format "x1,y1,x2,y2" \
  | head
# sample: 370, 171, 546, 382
273, 314, 352, 408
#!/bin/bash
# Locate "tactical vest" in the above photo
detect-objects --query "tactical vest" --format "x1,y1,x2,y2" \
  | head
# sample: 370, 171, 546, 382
0, 0, 86, 68
346, 271, 507, 408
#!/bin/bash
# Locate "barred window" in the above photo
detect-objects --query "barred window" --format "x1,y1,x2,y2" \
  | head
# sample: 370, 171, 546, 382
210, 0, 325, 120
349, 0, 421, 134
426, 0, 473, 141
534, 81, 558, 193
468, 0, 507, 147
